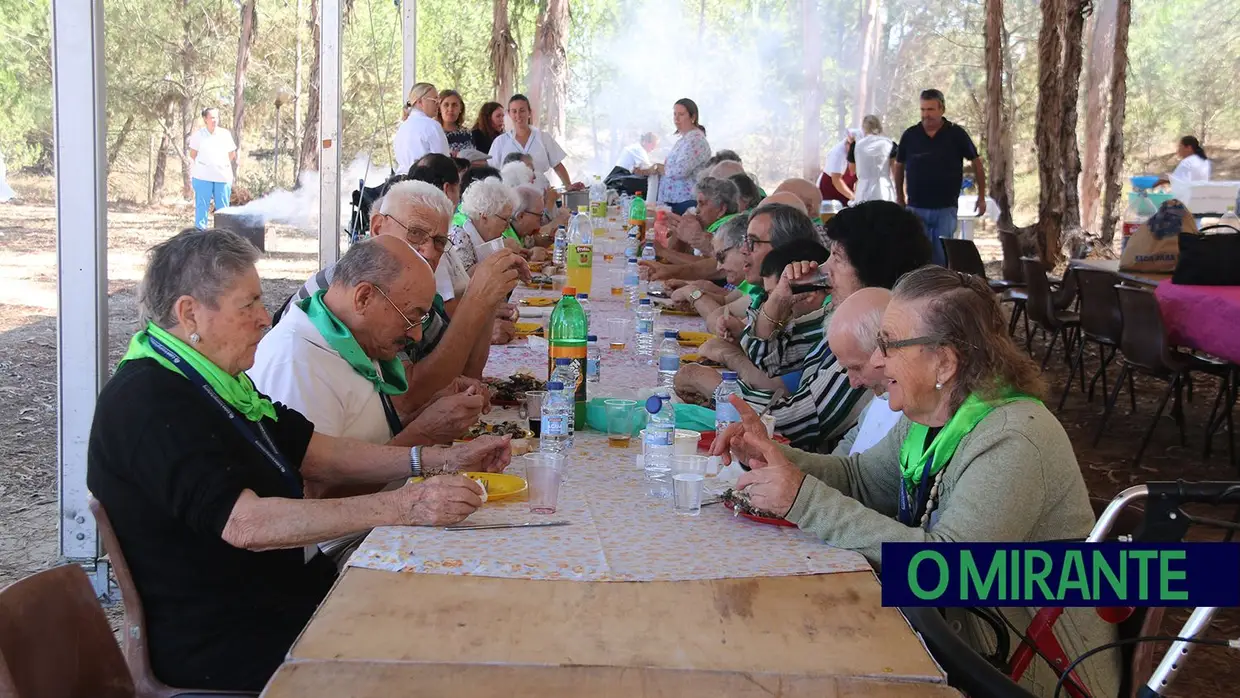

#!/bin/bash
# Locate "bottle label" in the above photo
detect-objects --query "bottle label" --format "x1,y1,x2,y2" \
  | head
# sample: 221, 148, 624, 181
544, 414, 569, 437
715, 401, 740, 424
636, 319, 653, 334
569, 244, 593, 270
625, 272, 639, 286
548, 348, 588, 404
586, 358, 600, 380
644, 426, 674, 447
642, 247, 656, 261
659, 355, 680, 372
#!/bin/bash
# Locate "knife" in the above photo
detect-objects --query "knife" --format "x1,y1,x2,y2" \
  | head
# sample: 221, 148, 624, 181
444, 521, 571, 531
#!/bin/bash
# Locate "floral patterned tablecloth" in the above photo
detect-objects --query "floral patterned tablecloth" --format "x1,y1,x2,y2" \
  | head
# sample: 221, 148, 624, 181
346, 261, 872, 581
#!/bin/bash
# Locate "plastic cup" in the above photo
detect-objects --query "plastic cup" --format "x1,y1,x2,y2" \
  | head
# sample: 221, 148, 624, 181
760, 414, 776, 438
605, 399, 638, 448
670, 455, 708, 516
523, 391, 547, 437
607, 317, 629, 350
475, 236, 507, 261
674, 429, 702, 455
609, 269, 625, 298
524, 452, 565, 514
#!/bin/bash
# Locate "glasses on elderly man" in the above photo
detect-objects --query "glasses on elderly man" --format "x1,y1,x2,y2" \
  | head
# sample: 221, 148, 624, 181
742, 235, 772, 252
371, 283, 431, 335
876, 333, 941, 358
382, 213, 449, 251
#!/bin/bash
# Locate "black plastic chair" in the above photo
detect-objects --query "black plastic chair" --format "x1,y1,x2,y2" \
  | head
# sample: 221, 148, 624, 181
1021, 257, 1080, 370
1057, 268, 1125, 411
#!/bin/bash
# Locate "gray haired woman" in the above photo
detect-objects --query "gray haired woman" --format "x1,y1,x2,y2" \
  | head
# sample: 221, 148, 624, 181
668, 175, 742, 255
86, 228, 511, 691
715, 265, 1119, 698
446, 177, 520, 283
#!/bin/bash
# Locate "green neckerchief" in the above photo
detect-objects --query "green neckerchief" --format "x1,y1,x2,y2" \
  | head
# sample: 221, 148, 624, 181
898, 391, 1040, 494
501, 225, 520, 242
451, 205, 467, 228
423, 294, 445, 332
706, 212, 739, 235
738, 280, 766, 309
758, 188, 768, 198
119, 321, 277, 422
296, 291, 409, 396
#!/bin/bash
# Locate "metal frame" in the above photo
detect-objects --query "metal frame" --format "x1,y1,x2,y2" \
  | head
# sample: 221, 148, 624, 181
318, 0, 343, 266
402, 0, 418, 98
51, 0, 110, 597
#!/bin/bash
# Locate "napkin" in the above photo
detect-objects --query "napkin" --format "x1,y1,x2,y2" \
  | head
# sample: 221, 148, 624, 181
517, 306, 551, 319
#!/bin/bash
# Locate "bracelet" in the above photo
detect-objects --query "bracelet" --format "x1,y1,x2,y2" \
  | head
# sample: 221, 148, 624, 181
758, 307, 787, 331
409, 446, 423, 479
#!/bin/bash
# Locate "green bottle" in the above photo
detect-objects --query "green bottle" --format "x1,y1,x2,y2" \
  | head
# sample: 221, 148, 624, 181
628, 191, 647, 241
548, 286, 588, 425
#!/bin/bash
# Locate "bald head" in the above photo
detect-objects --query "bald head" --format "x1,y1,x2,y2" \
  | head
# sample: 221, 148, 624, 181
775, 178, 822, 218
756, 191, 807, 216
326, 235, 436, 360
827, 287, 891, 393
708, 160, 746, 180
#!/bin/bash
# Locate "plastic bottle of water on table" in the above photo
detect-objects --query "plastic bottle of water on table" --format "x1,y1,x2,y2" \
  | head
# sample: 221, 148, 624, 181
624, 257, 641, 309
714, 371, 742, 435
576, 293, 592, 334
585, 334, 601, 383
658, 330, 680, 391
541, 381, 572, 454
553, 225, 568, 266
643, 391, 676, 497
641, 235, 661, 295
635, 298, 656, 363
550, 358, 579, 444
624, 228, 640, 261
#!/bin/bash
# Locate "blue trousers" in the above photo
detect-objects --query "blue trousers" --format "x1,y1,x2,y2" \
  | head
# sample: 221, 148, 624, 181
192, 178, 232, 229
908, 206, 958, 266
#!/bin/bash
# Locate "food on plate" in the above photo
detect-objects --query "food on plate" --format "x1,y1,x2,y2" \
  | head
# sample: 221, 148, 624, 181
680, 354, 724, 368
513, 322, 544, 337
462, 420, 531, 440
659, 301, 697, 315
510, 438, 534, 456
524, 274, 556, 289
722, 487, 783, 520
676, 331, 713, 348
519, 296, 558, 307
484, 372, 547, 403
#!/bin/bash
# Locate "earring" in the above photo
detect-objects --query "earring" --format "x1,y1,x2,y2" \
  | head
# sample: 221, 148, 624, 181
189, 332, 201, 345
934, 382, 943, 391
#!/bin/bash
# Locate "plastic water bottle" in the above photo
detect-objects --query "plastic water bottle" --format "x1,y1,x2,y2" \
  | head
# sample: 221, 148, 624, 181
714, 371, 742, 435
1219, 206, 1240, 231
585, 334, 601, 383
553, 224, 568, 266
624, 257, 641, 308
576, 293, 592, 333
589, 176, 607, 218
624, 228, 640, 260
635, 299, 656, 362
641, 236, 661, 295
643, 391, 676, 497
540, 381, 572, 453
658, 330, 680, 391
550, 358, 578, 444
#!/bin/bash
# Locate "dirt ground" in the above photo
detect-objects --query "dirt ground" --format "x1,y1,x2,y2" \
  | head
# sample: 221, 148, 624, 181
0, 180, 1236, 696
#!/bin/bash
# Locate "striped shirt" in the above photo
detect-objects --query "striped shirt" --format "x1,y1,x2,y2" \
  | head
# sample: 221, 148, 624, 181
740, 304, 830, 376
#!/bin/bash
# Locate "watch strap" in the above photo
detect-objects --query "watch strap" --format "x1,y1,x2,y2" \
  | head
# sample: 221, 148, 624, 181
409, 445, 423, 478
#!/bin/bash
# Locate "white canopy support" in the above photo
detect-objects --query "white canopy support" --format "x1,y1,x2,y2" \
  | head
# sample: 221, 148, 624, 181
402, 0, 417, 98
51, 0, 109, 595
318, 0, 343, 266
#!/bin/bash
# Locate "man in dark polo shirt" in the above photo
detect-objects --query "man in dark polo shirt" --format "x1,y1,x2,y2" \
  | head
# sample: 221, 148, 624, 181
893, 89, 986, 265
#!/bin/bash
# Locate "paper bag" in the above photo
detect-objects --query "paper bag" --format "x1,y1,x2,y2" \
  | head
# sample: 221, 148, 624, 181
1120, 200, 1195, 273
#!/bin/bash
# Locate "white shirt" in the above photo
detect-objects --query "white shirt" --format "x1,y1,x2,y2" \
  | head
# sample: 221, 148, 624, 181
393, 111, 450, 174
488, 128, 567, 190
822, 138, 850, 177
615, 143, 652, 172
434, 261, 456, 302
1171, 154, 1211, 184
852, 134, 897, 203
849, 393, 902, 455
188, 127, 237, 183
249, 303, 392, 445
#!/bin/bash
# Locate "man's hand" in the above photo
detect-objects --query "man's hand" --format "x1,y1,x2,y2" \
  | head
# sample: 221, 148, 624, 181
896, 192, 906, 207
495, 302, 519, 322
697, 337, 742, 363
639, 259, 676, 281
711, 395, 773, 466
470, 250, 524, 303
664, 278, 688, 291
441, 434, 512, 474
670, 285, 698, 303
427, 376, 491, 414
390, 474, 484, 526
975, 195, 987, 217
404, 387, 488, 444
713, 313, 746, 341
492, 320, 516, 345
528, 246, 549, 262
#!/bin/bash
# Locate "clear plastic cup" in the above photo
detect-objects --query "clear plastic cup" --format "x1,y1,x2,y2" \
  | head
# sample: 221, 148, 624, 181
670, 455, 708, 516
604, 399, 638, 448
523, 391, 547, 438
607, 317, 629, 350
524, 452, 565, 514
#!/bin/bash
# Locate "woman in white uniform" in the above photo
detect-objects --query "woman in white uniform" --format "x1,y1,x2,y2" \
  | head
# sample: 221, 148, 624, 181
393, 83, 450, 175
1157, 135, 1211, 187
849, 115, 897, 203
487, 94, 582, 192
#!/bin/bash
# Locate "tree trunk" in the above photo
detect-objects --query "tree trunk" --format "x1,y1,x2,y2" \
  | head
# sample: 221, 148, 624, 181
1061, 1, 1087, 246
801, 0, 823, 182
298, 0, 321, 174
1034, 0, 1067, 263
529, 0, 568, 141
835, 17, 847, 136
490, 0, 518, 102
178, 0, 195, 200
984, 0, 1014, 229
1081, 0, 1116, 232
855, 0, 880, 118
293, 0, 304, 183
231, 1, 258, 180
107, 113, 136, 174
1099, 0, 1131, 248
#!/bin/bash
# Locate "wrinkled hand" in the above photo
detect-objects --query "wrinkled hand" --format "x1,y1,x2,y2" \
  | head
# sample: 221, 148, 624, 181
711, 395, 775, 466
713, 313, 746, 341
406, 387, 488, 444
697, 337, 740, 363
491, 320, 516, 345
734, 441, 804, 519
428, 376, 491, 415
471, 249, 524, 302
445, 434, 513, 474
670, 285, 697, 303
528, 246, 549, 262
639, 259, 675, 281
672, 364, 719, 407
495, 302, 519, 322
391, 474, 484, 526
771, 260, 821, 306
664, 278, 688, 291
975, 196, 987, 217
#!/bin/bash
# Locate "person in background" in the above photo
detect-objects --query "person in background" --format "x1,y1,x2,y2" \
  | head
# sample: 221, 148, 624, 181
511, 184, 557, 253
894, 89, 986, 266
460, 164, 502, 196
705, 149, 742, 170
729, 173, 762, 211
188, 107, 238, 229
501, 160, 536, 189
488, 94, 581, 192
826, 287, 902, 456
409, 153, 462, 205
1157, 135, 1212, 187
394, 83, 449, 174
849, 114, 897, 203
654, 98, 712, 215
667, 175, 741, 255
714, 266, 1118, 698
818, 129, 860, 207
705, 159, 746, 181
669, 213, 753, 324
451, 157, 471, 176
616, 132, 660, 175
448, 177, 519, 278
436, 89, 473, 156
471, 101, 505, 154
773, 178, 827, 246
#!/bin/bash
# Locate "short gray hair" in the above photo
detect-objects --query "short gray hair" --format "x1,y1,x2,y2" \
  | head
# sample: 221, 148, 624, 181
139, 228, 260, 328
848, 304, 884, 356
332, 238, 406, 291
715, 211, 749, 250
379, 179, 454, 219
640, 131, 658, 146
750, 203, 817, 248
500, 161, 535, 189
514, 184, 544, 215
694, 176, 740, 215
461, 177, 519, 219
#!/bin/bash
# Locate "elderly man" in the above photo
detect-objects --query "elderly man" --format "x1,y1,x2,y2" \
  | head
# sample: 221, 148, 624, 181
826, 288, 903, 456
510, 183, 556, 252
774, 178, 829, 247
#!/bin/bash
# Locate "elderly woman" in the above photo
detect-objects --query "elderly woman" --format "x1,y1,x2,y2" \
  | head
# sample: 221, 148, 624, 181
670, 213, 753, 324
86, 229, 512, 691
488, 94, 581, 192
714, 265, 1118, 698
501, 160, 536, 189
849, 114, 897, 203
511, 183, 556, 254
393, 83, 449, 174
729, 172, 762, 211
665, 175, 741, 255
654, 98, 712, 214
449, 177, 521, 277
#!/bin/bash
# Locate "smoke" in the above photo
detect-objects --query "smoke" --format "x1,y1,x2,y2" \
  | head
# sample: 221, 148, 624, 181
218, 154, 387, 229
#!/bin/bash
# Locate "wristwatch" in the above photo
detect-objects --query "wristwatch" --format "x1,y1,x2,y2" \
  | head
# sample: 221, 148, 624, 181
689, 289, 704, 302
409, 446, 423, 478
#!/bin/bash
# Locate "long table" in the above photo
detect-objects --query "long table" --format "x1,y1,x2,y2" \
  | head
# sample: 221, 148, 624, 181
260, 252, 954, 696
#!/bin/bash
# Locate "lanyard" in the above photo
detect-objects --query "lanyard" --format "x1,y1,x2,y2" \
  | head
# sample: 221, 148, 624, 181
147, 336, 301, 495
379, 393, 403, 438
898, 452, 934, 527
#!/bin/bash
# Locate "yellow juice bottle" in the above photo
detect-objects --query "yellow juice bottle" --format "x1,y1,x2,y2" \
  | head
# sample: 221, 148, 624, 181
566, 206, 594, 294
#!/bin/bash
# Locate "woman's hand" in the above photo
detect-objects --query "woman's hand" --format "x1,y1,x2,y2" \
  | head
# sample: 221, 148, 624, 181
446, 434, 513, 473
734, 440, 805, 519
391, 475, 484, 526
491, 320, 516, 345
697, 337, 740, 363
670, 284, 698, 303
711, 395, 774, 466
713, 313, 746, 341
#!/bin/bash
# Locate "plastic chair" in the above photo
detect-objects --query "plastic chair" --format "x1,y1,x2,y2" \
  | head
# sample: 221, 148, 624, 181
1020, 257, 1080, 370
1057, 268, 1124, 411
0, 564, 135, 698
90, 499, 258, 698
941, 238, 1020, 292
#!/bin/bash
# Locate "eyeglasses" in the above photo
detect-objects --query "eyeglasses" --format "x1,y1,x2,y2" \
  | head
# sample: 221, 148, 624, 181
371, 283, 431, 335
382, 214, 450, 251
713, 247, 734, 264
876, 333, 941, 358
743, 236, 771, 252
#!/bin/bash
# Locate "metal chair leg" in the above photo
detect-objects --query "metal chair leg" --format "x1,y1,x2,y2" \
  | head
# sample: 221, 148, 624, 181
1172, 374, 1187, 448
1134, 375, 1178, 468
1094, 363, 1129, 447
1088, 345, 1114, 403
1041, 329, 1060, 371
1058, 335, 1086, 413
1128, 370, 1138, 413
1205, 374, 1228, 459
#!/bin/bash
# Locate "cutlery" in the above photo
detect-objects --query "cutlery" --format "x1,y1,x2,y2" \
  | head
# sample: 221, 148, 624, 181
444, 521, 571, 531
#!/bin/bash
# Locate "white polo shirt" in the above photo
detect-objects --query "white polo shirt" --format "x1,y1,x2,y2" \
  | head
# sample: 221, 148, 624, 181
1171, 154, 1211, 184
615, 143, 652, 172
849, 393, 903, 455
822, 138, 850, 177
249, 302, 393, 445
188, 127, 237, 183
393, 111, 450, 174
488, 128, 568, 191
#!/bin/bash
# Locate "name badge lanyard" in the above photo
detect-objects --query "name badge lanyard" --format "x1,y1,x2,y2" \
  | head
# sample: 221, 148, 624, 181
379, 393, 403, 439
147, 335, 301, 495
898, 453, 934, 527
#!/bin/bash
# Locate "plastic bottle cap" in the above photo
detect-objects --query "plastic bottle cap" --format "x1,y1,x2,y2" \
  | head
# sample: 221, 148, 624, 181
547, 381, 564, 391
555, 357, 572, 365
722, 371, 738, 381
664, 330, 679, 338
562, 286, 576, 296
639, 299, 651, 305
577, 293, 589, 299
587, 334, 597, 341
645, 395, 662, 414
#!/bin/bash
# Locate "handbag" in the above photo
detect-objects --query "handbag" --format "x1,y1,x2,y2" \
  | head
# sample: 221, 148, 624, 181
1173, 224, 1240, 286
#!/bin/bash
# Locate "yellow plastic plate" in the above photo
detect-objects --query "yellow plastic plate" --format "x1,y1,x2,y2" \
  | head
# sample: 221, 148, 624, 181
677, 331, 713, 347
409, 472, 528, 502
514, 322, 544, 337
519, 297, 558, 307
660, 306, 698, 316
681, 354, 724, 367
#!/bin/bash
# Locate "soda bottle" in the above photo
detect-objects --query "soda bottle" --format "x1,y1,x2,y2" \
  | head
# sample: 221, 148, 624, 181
585, 334, 601, 383
540, 381, 572, 453
653, 208, 669, 245
566, 206, 595, 294
550, 358, 578, 444
635, 298, 656, 362
714, 371, 742, 435
629, 191, 647, 242
548, 287, 588, 426
643, 391, 675, 498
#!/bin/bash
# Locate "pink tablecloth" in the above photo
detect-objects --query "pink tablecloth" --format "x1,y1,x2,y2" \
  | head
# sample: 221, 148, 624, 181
1156, 281, 1240, 364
